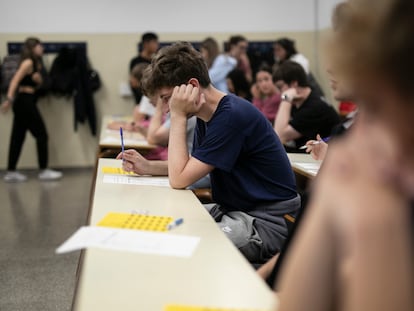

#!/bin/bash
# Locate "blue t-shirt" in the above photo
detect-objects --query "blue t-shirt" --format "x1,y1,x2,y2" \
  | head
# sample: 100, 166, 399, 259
192, 94, 297, 212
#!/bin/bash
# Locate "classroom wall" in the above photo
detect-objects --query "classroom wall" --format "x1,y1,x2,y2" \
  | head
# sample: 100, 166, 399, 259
0, 1, 342, 169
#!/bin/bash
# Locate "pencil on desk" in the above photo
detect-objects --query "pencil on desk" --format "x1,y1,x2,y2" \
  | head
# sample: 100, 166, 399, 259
167, 218, 184, 230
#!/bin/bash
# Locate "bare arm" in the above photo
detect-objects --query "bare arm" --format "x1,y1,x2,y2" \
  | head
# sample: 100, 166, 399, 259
146, 100, 169, 146
277, 180, 336, 310
274, 99, 302, 144
116, 149, 168, 176
168, 84, 214, 189
1, 59, 33, 113
278, 119, 414, 311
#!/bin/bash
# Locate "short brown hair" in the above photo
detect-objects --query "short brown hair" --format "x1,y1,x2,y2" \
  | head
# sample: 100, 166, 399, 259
141, 42, 211, 97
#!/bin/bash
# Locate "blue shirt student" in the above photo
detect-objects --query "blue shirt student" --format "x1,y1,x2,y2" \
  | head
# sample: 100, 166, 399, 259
140, 42, 300, 263
208, 54, 237, 93
192, 94, 297, 212
192, 95, 299, 263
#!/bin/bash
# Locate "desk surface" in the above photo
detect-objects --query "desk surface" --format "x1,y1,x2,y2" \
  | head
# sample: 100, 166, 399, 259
73, 158, 277, 311
99, 115, 155, 150
287, 153, 322, 179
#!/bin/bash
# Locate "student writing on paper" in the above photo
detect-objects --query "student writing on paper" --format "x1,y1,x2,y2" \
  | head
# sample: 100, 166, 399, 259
133, 42, 301, 265
276, 1, 414, 310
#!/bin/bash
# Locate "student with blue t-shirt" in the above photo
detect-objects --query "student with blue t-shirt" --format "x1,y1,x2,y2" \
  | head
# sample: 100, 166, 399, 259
120, 42, 301, 264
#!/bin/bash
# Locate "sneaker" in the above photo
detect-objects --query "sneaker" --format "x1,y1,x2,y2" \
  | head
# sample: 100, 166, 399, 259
38, 169, 63, 181
4, 171, 28, 183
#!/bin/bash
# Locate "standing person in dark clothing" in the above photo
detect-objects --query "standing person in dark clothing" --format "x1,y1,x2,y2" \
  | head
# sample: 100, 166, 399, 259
1, 37, 62, 182
129, 32, 159, 104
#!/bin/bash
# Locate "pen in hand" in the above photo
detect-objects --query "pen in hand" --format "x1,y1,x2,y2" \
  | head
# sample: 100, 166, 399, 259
120, 127, 125, 160
299, 141, 323, 149
299, 136, 330, 149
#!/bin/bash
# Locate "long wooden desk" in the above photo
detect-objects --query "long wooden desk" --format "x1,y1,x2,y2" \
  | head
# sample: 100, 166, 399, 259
73, 158, 277, 311
98, 115, 156, 158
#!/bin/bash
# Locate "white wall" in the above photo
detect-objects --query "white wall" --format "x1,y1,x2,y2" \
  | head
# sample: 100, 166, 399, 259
0, 0, 321, 33
317, 0, 344, 29
0, 0, 343, 34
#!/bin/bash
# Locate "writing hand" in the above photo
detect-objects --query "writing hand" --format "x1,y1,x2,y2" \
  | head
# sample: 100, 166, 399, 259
116, 149, 149, 175
305, 134, 328, 161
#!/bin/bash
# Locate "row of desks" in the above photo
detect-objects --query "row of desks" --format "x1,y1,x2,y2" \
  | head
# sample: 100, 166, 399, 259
72, 158, 277, 310
98, 115, 322, 182
70, 116, 321, 310
97, 115, 155, 158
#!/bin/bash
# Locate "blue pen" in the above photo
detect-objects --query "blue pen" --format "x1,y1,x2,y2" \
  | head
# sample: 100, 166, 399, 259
120, 127, 125, 160
167, 218, 184, 230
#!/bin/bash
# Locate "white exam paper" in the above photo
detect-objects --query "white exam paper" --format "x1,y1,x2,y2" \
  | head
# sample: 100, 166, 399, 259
101, 136, 149, 145
294, 162, 321, 175
56, 226, 200, 258
103, 175, 170, 187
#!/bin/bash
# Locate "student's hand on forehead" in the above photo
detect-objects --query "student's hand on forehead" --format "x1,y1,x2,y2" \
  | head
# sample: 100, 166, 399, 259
169, 84, 204, 117
282, 87, 302, 102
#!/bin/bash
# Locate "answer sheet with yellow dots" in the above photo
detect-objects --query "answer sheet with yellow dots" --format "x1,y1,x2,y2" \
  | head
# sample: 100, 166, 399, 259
101, 166, 137, 176
97, 212, 173, 232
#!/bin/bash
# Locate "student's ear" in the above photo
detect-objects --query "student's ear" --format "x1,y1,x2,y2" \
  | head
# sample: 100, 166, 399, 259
187, 78, 200, 88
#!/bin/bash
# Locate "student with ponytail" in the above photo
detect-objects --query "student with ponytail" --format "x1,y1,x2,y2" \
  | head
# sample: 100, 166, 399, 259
1, 37, 62, 182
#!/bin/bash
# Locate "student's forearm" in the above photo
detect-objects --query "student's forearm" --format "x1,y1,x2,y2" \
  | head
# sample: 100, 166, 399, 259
7, 76, 20, 100
168, 113, 190, 188
7, 60, 31, 100
274, 101, 292, 143
146, 160, 169, 176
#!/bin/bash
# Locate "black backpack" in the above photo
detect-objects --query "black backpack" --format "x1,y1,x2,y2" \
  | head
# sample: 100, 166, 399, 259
0, 54, 20, 94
